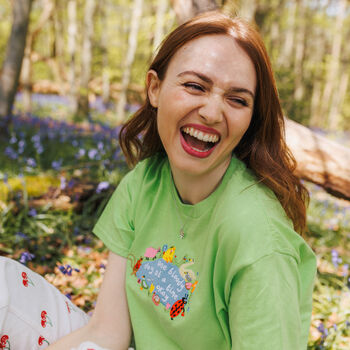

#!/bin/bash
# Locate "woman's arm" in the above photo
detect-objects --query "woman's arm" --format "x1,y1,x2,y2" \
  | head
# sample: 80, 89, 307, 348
48, 251, 132, 350
229, 252, 312, 350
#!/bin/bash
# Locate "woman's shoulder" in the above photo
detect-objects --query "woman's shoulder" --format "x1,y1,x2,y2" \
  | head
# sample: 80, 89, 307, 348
218, 158, 313, 264
121, 153, 167, 185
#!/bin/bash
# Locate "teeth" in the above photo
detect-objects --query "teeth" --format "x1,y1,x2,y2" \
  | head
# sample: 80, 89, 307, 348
182, 127, 219, 143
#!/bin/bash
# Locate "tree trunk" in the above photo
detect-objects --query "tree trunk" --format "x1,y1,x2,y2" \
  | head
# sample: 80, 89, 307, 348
285, 118, 350, 200
328, 70, 349, 131
319, 0, 347, 130
278, 0, 296, 67
239, 0, 258, 22
153, 0, 168, 53
116, 0, 144, 124
100, 0, 110, 106
0, 0, 32, 131
293, 0, 306, 102
67, 0, 78, 113
20, 0, 54, 113
52, 0, 66, 95
171, 0, 218, 24
76, 0, 96, 121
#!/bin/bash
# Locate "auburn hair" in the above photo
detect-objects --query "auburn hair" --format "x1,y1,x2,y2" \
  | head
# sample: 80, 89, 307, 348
119, 11, 309, 234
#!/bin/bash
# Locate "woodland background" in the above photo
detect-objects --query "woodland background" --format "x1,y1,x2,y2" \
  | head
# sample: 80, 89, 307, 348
0, 0, 350, 349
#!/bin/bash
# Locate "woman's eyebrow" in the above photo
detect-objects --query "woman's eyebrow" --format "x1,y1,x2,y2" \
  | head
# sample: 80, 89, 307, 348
177, 70, 255, 99
177, 70, 212, 84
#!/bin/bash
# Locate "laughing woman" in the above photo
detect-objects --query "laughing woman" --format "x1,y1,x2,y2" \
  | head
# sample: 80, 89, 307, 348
1, 11, 316, 350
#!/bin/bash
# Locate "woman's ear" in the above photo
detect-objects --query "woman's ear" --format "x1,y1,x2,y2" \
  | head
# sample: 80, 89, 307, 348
146, 70, 160, 108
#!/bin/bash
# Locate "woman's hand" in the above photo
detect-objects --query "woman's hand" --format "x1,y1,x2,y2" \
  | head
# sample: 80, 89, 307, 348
48, 251, 132, 350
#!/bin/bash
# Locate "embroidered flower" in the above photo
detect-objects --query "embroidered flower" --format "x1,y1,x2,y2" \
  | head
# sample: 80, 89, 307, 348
0, 335, 10, 349
21, 271, 34, 287
40, 310, 53, 327
38, 335, 50, 346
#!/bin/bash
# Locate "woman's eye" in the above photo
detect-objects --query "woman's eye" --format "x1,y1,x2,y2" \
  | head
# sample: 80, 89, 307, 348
228, 97, 248, 107
183, 83, 204, 92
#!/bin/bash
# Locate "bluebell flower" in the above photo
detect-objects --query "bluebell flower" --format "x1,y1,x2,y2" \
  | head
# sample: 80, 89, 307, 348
18, 140, 25, 154
331, 249, 342, 268
19, 252, 35, 265
88, 148, 98, 159
97, 141, 104, 151
36, 144, 44, 154
317, 323, 328, 339
28, 208, 37, 217
9, 135, 17, 144
15, 232, 28, 241
96, 181, 109, 193
31, 134, 40, 143
52, 159, 63, 171
27, 158, 37, 168
5, 146, 18, 160
68, 179, 75, 188
58, 264, 72, 276
75, 148, 85, 159
60, 176, 66, 190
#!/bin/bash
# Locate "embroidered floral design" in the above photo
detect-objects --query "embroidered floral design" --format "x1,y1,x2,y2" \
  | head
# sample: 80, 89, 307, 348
21, 271, 34, 287
129, 244, 199, 320
0, 335, 10, 350
38, 335, 50, 346
41, 310, 53, 327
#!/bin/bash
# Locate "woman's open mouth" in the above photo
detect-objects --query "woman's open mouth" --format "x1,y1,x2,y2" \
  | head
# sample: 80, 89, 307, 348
180, 126, 220, 158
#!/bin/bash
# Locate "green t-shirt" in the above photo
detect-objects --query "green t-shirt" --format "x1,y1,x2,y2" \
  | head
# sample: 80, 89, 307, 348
93, 154, 316, 350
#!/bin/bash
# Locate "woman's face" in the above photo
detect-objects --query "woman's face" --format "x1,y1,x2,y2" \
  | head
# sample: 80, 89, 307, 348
147, 34, 256, 181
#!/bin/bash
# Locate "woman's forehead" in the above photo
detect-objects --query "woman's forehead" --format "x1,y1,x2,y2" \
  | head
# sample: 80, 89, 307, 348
165, 34, 257, 92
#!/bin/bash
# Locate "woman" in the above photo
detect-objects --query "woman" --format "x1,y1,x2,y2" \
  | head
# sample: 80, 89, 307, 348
1, 11, 316, 350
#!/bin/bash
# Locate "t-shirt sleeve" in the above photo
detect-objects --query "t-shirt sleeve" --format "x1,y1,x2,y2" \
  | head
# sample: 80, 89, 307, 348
229, 252, 306, 350
92, 171, 135, 258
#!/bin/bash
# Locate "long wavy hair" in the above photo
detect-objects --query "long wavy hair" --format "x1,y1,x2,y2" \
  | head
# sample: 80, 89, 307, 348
119, 11, 309, 234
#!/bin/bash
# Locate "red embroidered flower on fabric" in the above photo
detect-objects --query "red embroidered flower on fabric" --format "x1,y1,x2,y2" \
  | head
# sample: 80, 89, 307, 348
0, 335, 10, 349
40, 310, 53, 327
21, 271, 34, 287
38, 335, 50, 346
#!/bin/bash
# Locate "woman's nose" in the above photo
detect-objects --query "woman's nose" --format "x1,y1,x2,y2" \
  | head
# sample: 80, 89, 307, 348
198, 94, 223, 124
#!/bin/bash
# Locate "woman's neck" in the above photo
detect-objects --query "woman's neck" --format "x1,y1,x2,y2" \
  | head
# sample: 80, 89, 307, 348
170, 159, 230, 205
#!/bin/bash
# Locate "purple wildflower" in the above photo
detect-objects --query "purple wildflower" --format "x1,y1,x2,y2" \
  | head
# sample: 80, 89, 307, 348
88, 148, 98, 159
317, 323, 328, 339
5, 146, 18, 159
96, 181, 109, 193
52, 159, 63, 171
19, 252, 35, 265
28, 208, 37, 217
60, 176, 66, 190
18, 140, 25, 154
27, 158, 37, 168
58, 264, 76, 276
331, 249, 342, 268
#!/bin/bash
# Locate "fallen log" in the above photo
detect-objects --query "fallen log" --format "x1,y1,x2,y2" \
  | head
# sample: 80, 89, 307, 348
285, 118, 350, 201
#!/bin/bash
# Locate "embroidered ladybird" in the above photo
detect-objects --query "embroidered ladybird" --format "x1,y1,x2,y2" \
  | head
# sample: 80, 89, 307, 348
170, 294, 188, 320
